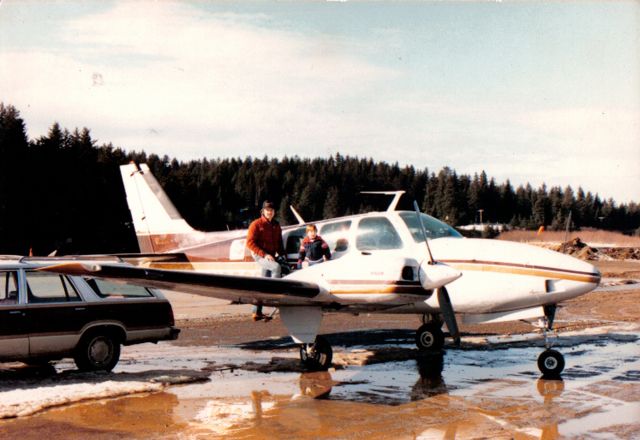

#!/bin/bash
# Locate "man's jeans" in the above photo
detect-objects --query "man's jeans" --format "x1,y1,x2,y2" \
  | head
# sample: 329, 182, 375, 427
252, 253, 281, 314
252, 254, 282, 278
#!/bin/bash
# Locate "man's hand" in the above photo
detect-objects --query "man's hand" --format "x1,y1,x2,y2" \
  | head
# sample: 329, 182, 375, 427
265, 254, 275, 262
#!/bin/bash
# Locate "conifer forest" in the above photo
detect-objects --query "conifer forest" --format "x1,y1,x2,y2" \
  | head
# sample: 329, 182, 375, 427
1, 103, 638, 256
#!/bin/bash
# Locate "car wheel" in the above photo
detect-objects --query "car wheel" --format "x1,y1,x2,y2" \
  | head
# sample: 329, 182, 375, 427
74, 331, 121, 372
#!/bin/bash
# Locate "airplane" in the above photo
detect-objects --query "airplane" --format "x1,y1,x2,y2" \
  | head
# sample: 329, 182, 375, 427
41, 162, 601, 377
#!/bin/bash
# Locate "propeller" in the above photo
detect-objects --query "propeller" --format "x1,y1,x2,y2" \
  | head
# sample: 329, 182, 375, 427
413, 201, 462, 346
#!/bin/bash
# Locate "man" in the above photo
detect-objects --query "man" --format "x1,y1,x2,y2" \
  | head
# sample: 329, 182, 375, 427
246, 200, 286, 321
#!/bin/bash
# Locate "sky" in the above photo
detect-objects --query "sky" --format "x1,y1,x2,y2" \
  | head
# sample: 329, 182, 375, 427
1, 1, 638, 204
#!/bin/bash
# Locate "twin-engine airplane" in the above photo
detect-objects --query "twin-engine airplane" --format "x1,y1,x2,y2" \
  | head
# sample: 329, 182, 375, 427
43, 163, 601, 376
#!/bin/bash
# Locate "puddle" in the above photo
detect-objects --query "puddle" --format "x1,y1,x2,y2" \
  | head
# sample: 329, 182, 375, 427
0, 327, 638, 439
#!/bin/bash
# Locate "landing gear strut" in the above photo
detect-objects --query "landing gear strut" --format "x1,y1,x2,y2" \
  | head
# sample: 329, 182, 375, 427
537, 313, 565, 378
300, 335, 332, 371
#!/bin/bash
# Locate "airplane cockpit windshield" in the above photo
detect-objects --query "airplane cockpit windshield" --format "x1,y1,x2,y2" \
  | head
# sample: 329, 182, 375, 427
399, 212, 462, 241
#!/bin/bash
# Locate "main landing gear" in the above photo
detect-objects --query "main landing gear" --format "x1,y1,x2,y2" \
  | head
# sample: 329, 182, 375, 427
416, 314, 445, 351
299, 335, 333, 371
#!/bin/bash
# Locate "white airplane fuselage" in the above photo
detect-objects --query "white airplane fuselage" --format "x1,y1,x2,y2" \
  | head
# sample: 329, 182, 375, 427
121, 163, 600, 323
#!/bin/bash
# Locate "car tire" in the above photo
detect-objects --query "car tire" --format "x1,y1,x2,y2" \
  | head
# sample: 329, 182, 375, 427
74, 331, 121, 372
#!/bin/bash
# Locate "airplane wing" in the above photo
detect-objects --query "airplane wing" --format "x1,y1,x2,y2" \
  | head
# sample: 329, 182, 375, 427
40, 262, 321, 306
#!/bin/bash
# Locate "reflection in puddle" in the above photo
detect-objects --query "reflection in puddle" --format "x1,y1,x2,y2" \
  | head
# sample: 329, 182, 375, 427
0, 330, 637, 439
179, 334, 639, 439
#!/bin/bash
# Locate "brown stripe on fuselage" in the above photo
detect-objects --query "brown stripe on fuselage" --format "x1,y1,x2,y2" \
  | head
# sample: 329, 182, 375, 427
440, 259, 600, 283
331, 287, 428, 295
327, 280, 426, 295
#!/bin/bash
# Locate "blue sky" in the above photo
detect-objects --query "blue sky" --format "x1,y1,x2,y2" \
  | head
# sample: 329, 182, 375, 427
1, 1, 638, 204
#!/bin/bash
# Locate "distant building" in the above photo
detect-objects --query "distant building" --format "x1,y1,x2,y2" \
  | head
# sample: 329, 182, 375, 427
457, 223, 507, 232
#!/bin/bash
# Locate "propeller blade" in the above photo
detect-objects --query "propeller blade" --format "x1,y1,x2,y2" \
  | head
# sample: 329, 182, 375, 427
419, 261, 462, 290
438, 286, 461, 346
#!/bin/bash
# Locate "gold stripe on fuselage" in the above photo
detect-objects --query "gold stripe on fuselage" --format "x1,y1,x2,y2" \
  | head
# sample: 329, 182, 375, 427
442, 261, 600, 284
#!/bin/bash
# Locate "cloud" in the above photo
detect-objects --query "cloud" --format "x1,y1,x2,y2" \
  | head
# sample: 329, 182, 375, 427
1, 1, 638, 203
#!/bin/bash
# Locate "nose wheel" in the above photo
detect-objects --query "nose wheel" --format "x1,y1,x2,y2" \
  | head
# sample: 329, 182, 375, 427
536, 315, 565, 378
538, 349, 565, 378
300, 335, 332, 371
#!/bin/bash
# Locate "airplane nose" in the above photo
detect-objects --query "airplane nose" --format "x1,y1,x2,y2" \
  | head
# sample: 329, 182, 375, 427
419, 262, 462, 290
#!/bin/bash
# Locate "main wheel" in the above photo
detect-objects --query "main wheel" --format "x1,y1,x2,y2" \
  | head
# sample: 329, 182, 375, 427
299, 336, 333, 371
416, 323, 445, 351
74, 331, 121, 372
537, 349, 565, 378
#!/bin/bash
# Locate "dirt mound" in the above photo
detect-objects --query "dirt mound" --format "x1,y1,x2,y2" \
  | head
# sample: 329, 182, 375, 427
601, 247, 640, 260
555, 237, 600, 260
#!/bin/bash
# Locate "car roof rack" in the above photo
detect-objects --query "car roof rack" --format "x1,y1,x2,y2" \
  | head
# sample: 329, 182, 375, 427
20, 255, 125, 264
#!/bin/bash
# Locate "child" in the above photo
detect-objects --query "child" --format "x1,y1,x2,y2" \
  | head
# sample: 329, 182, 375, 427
298, 224, 331, 268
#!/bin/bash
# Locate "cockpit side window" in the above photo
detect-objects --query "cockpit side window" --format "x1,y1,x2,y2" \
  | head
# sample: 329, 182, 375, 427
399, 212, 462, 241
319, 221, 352, 253
356, 217, 403, 251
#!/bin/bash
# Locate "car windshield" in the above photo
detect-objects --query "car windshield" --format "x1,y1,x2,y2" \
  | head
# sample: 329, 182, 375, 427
399, 212, 462, 241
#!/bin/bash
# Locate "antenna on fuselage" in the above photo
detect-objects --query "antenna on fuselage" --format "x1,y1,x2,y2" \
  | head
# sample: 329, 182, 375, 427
360, 191, 406, 212
413, 200, 435, 264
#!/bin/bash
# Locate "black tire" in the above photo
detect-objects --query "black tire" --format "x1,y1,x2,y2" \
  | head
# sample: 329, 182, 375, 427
74, 331, 121, 372
299, 335, 333, 371
416, 323, 445, 351
537, 349, 565, 378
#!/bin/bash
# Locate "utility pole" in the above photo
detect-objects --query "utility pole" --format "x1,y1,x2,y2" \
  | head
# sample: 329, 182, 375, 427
478, 209, 484, 225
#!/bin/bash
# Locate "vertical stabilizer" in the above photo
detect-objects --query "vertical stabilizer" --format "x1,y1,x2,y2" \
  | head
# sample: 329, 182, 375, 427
120, 163, 195, 252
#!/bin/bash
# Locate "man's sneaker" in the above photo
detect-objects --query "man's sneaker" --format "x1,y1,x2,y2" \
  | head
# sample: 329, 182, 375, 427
252, 313, 264, 321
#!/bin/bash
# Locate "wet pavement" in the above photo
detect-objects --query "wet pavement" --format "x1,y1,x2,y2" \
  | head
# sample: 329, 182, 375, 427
0, 322, 638, 439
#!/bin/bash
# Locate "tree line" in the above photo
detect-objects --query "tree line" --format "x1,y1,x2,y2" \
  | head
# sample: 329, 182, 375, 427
1, 103, 638, 255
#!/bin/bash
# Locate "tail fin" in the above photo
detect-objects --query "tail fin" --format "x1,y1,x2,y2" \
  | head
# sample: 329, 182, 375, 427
120, 163, 195, 253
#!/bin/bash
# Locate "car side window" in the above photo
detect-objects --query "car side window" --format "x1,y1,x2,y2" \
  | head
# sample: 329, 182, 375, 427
0, 271, 19, 305
356, 217, 403, 251
319, 221, 352, 253
25, 271, 80, 303
85, 278, 153, 298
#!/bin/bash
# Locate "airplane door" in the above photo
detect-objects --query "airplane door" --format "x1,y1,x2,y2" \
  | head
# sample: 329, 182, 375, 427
0, 271, 28, 358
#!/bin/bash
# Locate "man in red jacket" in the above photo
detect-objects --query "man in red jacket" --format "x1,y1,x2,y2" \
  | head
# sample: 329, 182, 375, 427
246, 200, 285, 320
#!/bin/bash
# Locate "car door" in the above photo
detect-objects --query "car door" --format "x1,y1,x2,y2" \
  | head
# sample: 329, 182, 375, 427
25, 271, 85, 357
0, 270, 29, 359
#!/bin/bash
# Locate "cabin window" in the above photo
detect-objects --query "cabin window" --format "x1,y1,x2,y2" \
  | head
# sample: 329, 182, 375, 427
0, 271, 19, 305
319, 220, 352, 253
285, 227, 307, 255
356, 217, 402, 250
25, 271, 80, 303
399, 212, 462, 241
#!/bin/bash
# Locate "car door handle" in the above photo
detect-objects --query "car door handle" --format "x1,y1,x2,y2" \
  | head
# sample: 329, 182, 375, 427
9, 310, 23, 315
74, 307, 87, 311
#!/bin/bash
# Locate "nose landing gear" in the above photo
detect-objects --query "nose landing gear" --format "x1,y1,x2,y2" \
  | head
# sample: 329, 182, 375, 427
537, 313, 565, 378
